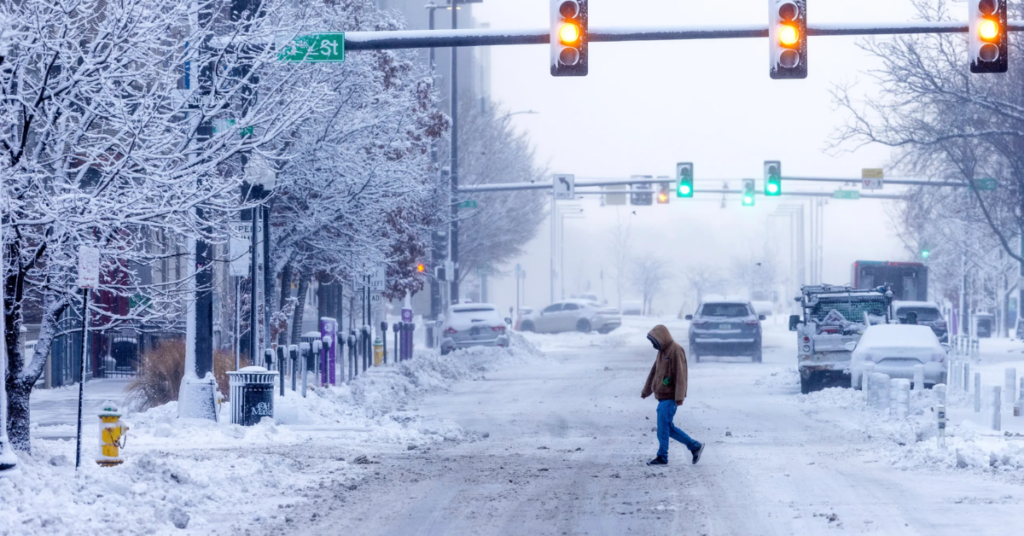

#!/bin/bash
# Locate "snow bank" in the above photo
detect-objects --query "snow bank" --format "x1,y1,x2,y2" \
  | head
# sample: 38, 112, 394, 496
787, 379, 1024, 479
2, 342, 540, 535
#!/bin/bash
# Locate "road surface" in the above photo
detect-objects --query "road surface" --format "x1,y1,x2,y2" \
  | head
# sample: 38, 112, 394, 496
269, 319, 1024, 536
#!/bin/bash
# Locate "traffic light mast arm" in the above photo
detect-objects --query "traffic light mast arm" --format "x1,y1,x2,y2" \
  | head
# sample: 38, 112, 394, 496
344, 21, 1021, 50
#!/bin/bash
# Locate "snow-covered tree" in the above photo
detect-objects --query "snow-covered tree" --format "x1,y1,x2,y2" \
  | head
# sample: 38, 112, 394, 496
444, 99, 546, 284
0, 0, 337, 451
266, 0, 446, 344
631, 257, 668, 316
831, 0, 1024, 333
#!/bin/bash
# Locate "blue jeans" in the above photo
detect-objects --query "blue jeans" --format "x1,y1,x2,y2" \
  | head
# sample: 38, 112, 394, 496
656, 399, 700, 459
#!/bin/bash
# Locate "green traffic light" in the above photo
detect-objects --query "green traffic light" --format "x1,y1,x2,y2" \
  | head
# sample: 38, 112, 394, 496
743, 195, 754, 206
677, 181, 693, 198
765, 177, 781, 196
921, 250, 930, 259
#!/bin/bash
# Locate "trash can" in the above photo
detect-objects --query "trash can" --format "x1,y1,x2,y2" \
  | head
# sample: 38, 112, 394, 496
227, 366, 279, 426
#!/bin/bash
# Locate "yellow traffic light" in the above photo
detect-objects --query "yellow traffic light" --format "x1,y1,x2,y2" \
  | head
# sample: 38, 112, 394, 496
416, 263, 425, 273
778, 24, 799, 46
559, 22, 580, 45
979, 18, 1000, 40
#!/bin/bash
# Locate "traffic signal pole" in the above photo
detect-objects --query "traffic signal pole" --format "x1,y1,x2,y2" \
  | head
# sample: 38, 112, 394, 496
344, 21, 1024, 51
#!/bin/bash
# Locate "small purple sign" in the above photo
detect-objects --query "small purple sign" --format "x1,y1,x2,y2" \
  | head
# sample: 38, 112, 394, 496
320, 317, 338, 385
401, 308, 413, 323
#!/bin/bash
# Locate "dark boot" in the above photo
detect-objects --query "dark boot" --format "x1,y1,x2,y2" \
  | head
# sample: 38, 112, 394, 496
646, 455, 668, 466
691, 443, 705, 465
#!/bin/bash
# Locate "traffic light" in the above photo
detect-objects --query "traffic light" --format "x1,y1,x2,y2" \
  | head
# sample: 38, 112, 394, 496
768, 0, 807, 79
764, 161, 782, 196
676, 162, 694, 198
920, 246, 930, 260
416, 263, 426, 273
969, 0, 1007, 73
742, 179, 756, 206
550, 0, 588, 77
657, 184, 670, 204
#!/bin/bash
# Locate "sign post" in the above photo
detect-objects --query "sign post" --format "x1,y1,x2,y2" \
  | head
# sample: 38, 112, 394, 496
75, 247, 100, 471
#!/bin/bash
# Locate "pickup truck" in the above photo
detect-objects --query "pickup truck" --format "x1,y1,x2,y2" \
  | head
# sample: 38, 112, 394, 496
789, 284, 893, 394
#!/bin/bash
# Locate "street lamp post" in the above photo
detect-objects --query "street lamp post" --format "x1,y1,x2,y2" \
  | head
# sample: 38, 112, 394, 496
244, 157, 276, 367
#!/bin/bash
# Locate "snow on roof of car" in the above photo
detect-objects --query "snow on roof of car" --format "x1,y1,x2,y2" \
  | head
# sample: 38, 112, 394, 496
859, 324, 942, 350
451, 304, 497, 312
892, 301, 940, 309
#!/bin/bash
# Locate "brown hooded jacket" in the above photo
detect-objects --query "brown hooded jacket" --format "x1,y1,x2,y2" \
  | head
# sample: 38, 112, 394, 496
641, 325, 688, 403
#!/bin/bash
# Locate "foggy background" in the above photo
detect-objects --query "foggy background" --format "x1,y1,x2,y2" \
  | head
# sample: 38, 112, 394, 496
470, 0, 920, 316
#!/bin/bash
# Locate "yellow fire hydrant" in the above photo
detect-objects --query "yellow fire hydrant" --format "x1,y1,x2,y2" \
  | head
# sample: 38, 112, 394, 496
373, 336, 384, 366
97, 401, 128, 467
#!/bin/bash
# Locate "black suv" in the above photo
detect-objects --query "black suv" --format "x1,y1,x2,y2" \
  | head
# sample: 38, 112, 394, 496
686, 301, 765, 363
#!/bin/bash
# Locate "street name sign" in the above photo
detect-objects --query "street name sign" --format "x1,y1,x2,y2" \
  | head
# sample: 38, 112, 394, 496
973, 178, 998, 191
278, 33, 345, 62
833, 190, 861, 200
458, 200, 478, 209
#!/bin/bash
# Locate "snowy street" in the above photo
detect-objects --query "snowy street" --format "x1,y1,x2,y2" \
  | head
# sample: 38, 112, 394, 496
9, 319, 1024, 534
274, 319, 1024, 536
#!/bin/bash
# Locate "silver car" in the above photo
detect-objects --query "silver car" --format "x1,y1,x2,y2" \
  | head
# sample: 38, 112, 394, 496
439, 303, 510, 355
518, 299, 621, 334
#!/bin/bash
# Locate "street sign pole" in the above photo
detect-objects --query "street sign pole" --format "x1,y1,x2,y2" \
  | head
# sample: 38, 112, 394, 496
74, 246, 100, 471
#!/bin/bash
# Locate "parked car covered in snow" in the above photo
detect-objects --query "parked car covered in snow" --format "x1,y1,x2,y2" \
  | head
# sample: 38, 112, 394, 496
686, 300, 764, 363
850, 324, 948, 389
790, 284, 894, 394
893, 301, 948, 342
518, 300, 621, 334
439, 303, 510, 355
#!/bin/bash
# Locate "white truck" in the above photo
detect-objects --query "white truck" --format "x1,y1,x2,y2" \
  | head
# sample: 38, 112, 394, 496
789, 284, 893, 394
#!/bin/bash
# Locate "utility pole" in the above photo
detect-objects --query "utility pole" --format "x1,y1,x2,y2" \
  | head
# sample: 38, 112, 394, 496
1017, 233, 1024, 339
449, 0, 460, 305
427, 1, 443, 320
179, 0, 217, 420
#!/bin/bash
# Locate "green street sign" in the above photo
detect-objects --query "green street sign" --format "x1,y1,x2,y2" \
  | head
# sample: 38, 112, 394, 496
213, 118, 253, 137
459, 200, 478, 209
833, 190, 861, 200
278, 33, 345, 63
129, 293, 151, 310
972, 178, 998, 191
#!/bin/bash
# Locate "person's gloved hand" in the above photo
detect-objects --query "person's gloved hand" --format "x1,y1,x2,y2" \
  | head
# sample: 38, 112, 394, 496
676, 401, 683, 407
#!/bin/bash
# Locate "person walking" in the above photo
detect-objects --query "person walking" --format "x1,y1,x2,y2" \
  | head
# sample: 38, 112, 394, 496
641, 324, 704, 466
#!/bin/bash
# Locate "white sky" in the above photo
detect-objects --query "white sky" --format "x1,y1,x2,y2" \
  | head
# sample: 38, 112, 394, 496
467, 0, 933, 315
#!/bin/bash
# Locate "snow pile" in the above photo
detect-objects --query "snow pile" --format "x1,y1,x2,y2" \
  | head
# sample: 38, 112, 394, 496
2, 342, 539, 535
793, 382, 1024, 477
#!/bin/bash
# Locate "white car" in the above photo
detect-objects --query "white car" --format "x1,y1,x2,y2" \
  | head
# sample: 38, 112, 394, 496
519, 300, 621, 334
439, 303, 510, 355
850, 324, 948, 390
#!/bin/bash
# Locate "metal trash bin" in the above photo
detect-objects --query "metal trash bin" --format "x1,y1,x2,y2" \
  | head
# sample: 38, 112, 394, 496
227, 366, 279, 426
